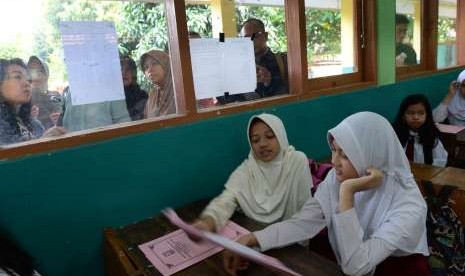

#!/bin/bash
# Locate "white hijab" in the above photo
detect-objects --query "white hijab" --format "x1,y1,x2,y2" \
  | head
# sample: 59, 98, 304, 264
315, 112, 428, 259
225, 113, 312, 224
448, 69, 465, 120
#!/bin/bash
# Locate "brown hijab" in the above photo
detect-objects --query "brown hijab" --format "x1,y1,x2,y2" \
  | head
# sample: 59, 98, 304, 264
140, 50, 176, 118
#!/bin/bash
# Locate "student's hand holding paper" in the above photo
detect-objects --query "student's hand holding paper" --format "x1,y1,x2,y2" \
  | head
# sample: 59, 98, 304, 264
189, 216, 216, 241
223, 233, 258, 275
256, 65, 271, 87
396, 52, 407, 66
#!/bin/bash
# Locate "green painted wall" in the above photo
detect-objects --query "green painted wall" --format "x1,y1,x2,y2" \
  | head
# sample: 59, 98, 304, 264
377, 0, 396, 85
0, 69, 461, 275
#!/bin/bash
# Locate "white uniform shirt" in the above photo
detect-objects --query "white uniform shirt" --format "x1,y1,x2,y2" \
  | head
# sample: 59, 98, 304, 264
403, 131, 448, 167
433, 103, 465, 126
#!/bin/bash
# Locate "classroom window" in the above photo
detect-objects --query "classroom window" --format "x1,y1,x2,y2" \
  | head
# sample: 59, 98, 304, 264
305, 0, 357, 79
437, 0, 457, 69
185, 0, 289, 110
395, 0, 422, 67
0, 0, 176, 147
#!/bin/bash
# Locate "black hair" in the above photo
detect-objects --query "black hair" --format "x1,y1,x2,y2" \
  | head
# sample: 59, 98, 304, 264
0, 58, 34, 138
393, 94, 440, 164
396, 14, 410, 25
0, 227, 36, 276
242, 18, 266, 32
120, 55, 138, 82
248, 117, 264, 139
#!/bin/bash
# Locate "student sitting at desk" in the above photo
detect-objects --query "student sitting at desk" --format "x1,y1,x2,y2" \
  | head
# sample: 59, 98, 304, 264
192, 113, 313, 232
393, 94, 448, 167
433, 69, 465, 126
225, 112, 429, 276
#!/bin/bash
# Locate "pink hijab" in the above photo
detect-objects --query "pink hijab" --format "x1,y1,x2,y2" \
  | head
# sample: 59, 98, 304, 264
140, 50, 176, 118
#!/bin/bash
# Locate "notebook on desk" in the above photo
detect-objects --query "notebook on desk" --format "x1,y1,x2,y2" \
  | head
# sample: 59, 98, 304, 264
138, 219, 249, 276
436, 123, 465, 141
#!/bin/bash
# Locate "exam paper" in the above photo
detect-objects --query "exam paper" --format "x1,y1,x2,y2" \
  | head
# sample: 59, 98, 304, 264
163, 208, 303, 276
139, 219, 249, 276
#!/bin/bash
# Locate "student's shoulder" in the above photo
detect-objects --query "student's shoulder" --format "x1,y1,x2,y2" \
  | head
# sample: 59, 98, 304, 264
293, 150, 309, 162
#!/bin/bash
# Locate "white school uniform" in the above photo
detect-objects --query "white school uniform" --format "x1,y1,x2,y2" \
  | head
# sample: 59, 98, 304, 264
433, 70, 465, 126
254, 112, 428, 276
201, 113, 312, 230
403, 131, 448, 167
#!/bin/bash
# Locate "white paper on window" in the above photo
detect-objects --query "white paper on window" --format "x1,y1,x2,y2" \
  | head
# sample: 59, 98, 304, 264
60, 21, 125, 106
189, 38, 256, 99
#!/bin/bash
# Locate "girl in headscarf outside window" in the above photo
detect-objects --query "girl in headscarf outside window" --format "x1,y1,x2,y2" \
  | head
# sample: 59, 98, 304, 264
120, 55, 147, 121
140, 50, 176, 118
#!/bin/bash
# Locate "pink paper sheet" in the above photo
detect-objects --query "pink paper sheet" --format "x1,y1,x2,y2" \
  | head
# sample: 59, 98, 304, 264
138, 219, 249, 276
436, 123, 465, 134
163, 208, 303, 276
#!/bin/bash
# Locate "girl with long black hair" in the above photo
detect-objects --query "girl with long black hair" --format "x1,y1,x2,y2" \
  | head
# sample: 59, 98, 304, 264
393, 94, 448, 167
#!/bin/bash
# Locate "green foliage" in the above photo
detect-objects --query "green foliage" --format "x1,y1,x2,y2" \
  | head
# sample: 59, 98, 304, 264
438, 17, 456, 43
306, 9, 341, 59
236, 5, 287, 53
0, 42, 22, 60
186, 4, 212, 38
118, 2, 168, 60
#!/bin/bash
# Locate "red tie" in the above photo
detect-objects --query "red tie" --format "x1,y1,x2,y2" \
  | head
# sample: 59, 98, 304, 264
406, 136, 414, 161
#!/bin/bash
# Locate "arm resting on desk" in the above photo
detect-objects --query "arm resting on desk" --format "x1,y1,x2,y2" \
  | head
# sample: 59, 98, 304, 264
254, 197, 326, 252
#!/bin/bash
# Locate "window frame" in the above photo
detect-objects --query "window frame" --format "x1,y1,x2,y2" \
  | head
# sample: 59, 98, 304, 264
1, 0, 377, 160
397, 0, 465, 80
305, 0, 376, 92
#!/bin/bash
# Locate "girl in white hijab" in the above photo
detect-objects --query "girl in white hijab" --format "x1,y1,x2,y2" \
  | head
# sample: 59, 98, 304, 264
433, 69, 465, 126
224, 112, 429, 276
193, 113, 312, 232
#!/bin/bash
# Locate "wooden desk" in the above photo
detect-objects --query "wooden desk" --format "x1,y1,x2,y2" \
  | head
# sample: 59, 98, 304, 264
430, 167, 465, 225
103, 200, 342, 276
431, 167, 465, 190
410, 163, 445, 183
436, 123, 465, 166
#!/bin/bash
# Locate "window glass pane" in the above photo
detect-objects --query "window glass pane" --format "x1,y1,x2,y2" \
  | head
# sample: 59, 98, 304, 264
305, 0, 357, 79
396, 0, 422, 66
437, 0, 457, 68
0, 0, 175, 147
186, 0, 288, 110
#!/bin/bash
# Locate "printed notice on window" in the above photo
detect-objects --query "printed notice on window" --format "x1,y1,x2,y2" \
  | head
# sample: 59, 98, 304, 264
138, 220, 249, 276
60, 21, 125, 105
189, 38, 257, 99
